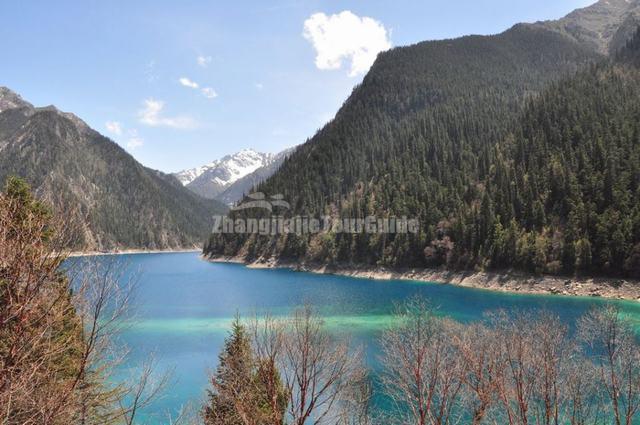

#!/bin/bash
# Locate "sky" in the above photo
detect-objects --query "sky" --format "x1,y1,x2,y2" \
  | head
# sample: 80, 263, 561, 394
1, 0, 595, 173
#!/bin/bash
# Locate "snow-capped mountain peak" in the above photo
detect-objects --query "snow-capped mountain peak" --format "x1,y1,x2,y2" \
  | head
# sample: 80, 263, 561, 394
173, 148, 276, 198
174, 164, 214, 186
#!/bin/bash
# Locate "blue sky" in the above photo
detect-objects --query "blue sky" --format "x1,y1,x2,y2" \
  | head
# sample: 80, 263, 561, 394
1, 0, 594, 172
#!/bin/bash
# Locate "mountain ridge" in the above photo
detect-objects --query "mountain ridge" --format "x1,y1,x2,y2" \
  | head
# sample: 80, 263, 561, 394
533, 0, 640, 54
0, 87, 227, 251
217, 146, 297, 206
174, 147, 295, 203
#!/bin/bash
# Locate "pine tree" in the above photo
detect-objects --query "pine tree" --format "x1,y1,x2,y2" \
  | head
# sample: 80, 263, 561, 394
203, 318, 287, 425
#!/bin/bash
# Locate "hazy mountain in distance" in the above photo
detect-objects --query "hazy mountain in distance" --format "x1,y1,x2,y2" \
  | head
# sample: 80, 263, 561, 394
217, 147, 297, 206
174, 147, 295, 202
174, 149, 272, 198
0, 87, 227, 251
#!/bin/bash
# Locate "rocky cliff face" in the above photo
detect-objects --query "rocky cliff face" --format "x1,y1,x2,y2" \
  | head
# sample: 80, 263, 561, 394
535, 0, 640, 54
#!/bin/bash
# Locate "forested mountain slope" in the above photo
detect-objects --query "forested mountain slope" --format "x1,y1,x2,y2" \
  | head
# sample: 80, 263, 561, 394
0, 88, 227, 250
481, 30, 640, 277
205, 19, 640, 279
204, 23, 602, 265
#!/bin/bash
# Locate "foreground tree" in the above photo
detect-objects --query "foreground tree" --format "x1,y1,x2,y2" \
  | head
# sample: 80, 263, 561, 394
204, 308, 368, 425
282, 305, 367, 425
203, 317, 287, 425
453, 322, 501, 424
0, 177, 165, 424
379, 298, 464, 425
579, 306, 640, 425
249, 314, 289, 425
201, 302, 640, 425
0, 176, 86, 423
489, 312, 572, 425
379, 299, 639, 425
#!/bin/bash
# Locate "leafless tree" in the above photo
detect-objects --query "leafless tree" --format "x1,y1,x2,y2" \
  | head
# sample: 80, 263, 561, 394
453, 322, 501, 424
282, 305, 367, 425
578, 305, 640, 425
249, 313, 288, 425
377, 300, 639, 425
528, 313, 570, 425
167, 401, 202, 425
488, 311, 543, 425
563, 355, 605, 425
483, 310, 613, 425
0, 179, 168, 424
379, 298, 464, 425
335, 372, 372, 425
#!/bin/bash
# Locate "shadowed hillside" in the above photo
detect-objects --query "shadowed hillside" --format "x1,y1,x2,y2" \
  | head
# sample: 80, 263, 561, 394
0, 88, 227, 250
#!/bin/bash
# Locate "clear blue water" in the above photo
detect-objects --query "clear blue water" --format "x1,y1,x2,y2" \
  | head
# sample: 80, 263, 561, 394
67, 252, 640, 423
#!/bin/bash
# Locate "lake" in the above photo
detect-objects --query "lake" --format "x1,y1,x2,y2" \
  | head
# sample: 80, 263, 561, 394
68, 252, 640, 423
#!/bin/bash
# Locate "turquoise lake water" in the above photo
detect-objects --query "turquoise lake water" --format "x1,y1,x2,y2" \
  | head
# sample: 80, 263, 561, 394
68, 252, 640, 423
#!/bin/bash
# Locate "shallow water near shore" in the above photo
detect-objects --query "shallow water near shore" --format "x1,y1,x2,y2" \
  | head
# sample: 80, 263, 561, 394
66, 252, 640, 423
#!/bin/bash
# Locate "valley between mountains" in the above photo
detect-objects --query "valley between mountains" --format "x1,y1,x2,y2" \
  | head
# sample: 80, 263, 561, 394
3, 0, 640, 299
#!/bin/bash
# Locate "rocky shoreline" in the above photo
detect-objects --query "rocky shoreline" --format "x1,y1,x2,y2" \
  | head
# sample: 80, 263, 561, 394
68, 248, 201, 258
208, 256, 640, 302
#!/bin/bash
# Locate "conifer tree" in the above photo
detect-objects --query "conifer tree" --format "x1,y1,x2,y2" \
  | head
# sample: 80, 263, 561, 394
203, 318, 287, 425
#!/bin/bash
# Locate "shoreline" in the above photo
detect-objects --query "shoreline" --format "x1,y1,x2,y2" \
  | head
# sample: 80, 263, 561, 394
208, 256, 640, 302
67, 248, 201, 258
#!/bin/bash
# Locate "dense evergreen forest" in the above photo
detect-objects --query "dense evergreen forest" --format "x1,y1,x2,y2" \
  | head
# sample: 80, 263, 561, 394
205, 26, 640, 279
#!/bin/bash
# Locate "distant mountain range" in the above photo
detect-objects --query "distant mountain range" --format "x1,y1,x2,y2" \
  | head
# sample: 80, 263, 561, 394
205, 0, 640, 279
0, 87, 227, 251
174, 147, 296, 205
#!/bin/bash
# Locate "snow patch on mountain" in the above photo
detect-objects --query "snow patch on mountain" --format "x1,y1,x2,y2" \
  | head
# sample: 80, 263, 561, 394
173, 149, 279, 199
175, 149, 272, 186
174, 164, 212, 186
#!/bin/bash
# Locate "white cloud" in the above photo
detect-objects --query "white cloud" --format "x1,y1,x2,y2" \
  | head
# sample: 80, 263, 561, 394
179, 78, 217, 99
202, 87, 218, 99
138, 98, 197, 129
104, 121, 142, 149
127, 130, 144, 150
179, 77, 199, 89
303, 11, 391, 77
255, 82, 264, 90
105, 121, 123, 136
197, 55, 212, 67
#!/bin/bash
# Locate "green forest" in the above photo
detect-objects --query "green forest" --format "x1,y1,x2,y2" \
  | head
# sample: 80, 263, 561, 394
206, 26, 640, 279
